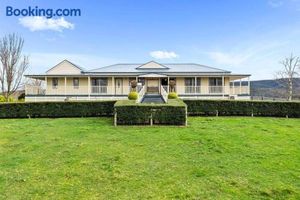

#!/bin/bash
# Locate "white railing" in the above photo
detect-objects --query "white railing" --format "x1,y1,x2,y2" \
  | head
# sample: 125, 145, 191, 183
25, 85, 250, 96
175, 86, 250, 95
25, 85, 130, 96
160, 85, 168, 103
91, 86, 108, 94
137, 85, 146, 103
162, 85, 168, 92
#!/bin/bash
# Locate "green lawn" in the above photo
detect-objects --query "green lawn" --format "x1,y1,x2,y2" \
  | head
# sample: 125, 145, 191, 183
0, 117, 299, 199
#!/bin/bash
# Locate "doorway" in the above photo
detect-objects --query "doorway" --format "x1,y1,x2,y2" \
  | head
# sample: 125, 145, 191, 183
146, 78, 159, 93
115, 78, 123, 95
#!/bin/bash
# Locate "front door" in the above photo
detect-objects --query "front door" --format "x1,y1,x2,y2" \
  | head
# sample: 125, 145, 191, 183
147, 79, 159, 93
115, 78, 123, 95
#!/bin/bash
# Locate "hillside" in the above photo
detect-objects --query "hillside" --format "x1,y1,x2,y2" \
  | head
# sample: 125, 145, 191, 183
250, 78, 300, 99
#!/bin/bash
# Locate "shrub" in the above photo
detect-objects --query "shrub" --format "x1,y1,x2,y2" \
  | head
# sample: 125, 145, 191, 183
168, 92, 178, 99
0, 95, 14, 102
0, 101, 116, 118
169, 80, 176, 92
128, 91, 138, 100
130, 80, 137, 91
0, 95, 5, 102
115, 99, 187, 125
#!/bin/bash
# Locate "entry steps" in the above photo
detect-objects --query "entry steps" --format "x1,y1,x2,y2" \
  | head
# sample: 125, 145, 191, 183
141, 94, 165, 103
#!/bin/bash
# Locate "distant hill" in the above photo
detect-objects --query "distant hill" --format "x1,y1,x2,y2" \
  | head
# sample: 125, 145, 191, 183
250, 78, 300, 99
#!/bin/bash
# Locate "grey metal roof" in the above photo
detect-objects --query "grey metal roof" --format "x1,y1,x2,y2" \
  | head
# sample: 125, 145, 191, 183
87, 63, 231, 74
25, 61, 251, 78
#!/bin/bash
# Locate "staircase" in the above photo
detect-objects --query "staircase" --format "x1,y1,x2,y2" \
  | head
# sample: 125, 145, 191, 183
141, 94, 165, 103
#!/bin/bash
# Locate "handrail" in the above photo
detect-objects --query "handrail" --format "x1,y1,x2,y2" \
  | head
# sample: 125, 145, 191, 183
160, 85, 168, 103
137, 85, 146, 103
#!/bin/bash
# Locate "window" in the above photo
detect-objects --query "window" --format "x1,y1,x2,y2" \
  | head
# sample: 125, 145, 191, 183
91, 78, 108, 86
52, 78, 58, 89
209, 77, 223, 93
184, 78, 201, 93
91, 78, 108, 93
196, 77, 201, 93
209, 77, 222, 86
73, 78, 79, 89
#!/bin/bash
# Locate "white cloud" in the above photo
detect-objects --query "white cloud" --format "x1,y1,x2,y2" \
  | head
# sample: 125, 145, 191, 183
268, 0, 283, 7
207, 52, 252, 66
150, 51, 178, 59
19, 17, 74, 32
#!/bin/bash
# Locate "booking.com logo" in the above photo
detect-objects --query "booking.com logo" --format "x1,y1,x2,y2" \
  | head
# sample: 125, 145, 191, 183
6, 6, 81, 18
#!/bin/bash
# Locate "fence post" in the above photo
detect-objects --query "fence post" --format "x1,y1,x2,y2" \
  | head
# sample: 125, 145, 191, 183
114, 108, 117, 126
185, 106, 188, 126
150, 113, 153, 126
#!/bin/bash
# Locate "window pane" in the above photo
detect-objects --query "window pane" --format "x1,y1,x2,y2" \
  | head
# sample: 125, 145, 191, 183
185, 78, 195, 86
52, 78, 58, 88
196, 78, 201, 86
73, 78, 79, 87
209, 78, 222, 86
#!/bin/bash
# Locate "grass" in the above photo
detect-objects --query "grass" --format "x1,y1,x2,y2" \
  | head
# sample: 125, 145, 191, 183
0, 117, 299, 199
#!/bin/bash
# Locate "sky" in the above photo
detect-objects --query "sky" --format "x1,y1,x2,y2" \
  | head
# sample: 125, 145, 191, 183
1, 0, 300, 80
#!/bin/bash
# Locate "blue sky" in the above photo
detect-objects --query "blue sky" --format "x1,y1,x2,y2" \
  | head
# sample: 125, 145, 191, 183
1, 0, 300, 80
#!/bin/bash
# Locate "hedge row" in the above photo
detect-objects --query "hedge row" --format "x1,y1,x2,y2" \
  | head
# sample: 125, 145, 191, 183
184, 100, 300, 118
114, 100, 187, 125
0, 101, 116, 118
0, 99, 299, 119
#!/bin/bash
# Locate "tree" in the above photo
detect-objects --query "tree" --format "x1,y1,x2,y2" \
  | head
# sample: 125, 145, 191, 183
275, 54, 299, 101
0, 33, 29, 101
130, 80, 137, 91
169, 80, 176, 92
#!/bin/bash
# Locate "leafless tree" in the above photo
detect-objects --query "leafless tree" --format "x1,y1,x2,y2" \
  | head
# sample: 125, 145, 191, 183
0, 33, 29, 101
275, 54, 299, 101
26, 78, 43, 87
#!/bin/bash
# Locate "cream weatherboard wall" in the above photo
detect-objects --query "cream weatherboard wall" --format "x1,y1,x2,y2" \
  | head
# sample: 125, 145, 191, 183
47, 60, 82, 75
45, 77, 233, 95
46, 77, 129, 95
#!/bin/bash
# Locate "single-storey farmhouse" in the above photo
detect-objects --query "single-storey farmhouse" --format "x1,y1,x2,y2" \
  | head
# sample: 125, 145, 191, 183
25, 60, 251, 102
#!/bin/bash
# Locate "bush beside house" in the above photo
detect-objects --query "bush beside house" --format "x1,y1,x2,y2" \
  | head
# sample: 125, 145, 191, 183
128, 91, 138, 100
168, 92, 178, 99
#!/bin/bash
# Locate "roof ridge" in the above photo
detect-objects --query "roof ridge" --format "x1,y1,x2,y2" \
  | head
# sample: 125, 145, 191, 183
87, 62, 231, 73
193, 63, 230, 72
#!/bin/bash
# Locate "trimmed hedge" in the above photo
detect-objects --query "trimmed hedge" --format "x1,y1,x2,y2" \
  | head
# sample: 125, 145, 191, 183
184, 100, 300, 118
114, 99, 187, 125
0, 99, 299, 119
0, 101, 116, 118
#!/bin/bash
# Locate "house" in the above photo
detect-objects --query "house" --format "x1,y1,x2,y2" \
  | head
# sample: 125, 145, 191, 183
25, 60, 251, 102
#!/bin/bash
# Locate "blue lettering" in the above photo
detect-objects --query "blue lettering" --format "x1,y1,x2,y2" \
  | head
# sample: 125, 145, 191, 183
6, 6, 13, 16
